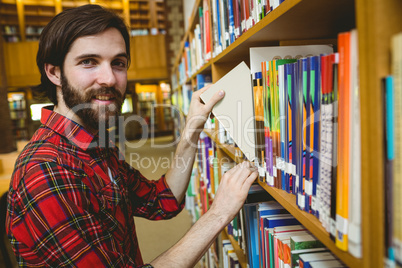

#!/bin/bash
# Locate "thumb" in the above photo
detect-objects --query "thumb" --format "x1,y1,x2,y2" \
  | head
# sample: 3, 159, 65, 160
204, 90, 225, 112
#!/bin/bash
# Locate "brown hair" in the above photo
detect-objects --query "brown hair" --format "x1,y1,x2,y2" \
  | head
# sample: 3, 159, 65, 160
35, 4, 130, 104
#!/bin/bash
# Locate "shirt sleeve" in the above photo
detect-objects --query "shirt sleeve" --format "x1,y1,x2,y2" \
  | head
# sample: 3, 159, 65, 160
121, 160, 185, 220
6, 161, 145, 268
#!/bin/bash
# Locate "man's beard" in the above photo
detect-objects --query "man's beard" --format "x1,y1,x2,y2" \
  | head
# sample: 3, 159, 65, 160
60, 74, 125, 131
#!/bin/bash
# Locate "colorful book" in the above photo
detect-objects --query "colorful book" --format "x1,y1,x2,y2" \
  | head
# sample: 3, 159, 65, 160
290, 234, 325, 251
336, 31, 351, 251
203, 0, 212, 61
290, 248, 329, 268
253, 71, 266, 178
383, 75, 395, 264
309, 55, 322, 217
299, 252, 336, 268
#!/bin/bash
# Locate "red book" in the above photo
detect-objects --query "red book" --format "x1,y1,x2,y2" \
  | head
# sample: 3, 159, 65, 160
233, 0, 241, 38
203, 0, 212, 61
244, 0, 250, 30
240, 0, 247, 33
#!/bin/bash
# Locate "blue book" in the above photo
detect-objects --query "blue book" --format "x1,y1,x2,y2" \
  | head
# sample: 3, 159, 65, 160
264, 214, 301, 267
284, 63, 293, 194
384, 75, 395, 262
227, 0, 235, 44
203, 136, 212, 190
257, 202, 288, 266
303, 57, 311, 212
277, 59, 297, 192
310, 56, 322, 217
296, 58, 306, 210
264, 214, 300, 229
243, 203, 260, 268
215, 0, 222, 51
196, 73, 212, 90
291, 62, 301, 196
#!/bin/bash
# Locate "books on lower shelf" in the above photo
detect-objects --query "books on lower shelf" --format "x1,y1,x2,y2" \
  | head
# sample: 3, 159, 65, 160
236, 197, 347, 268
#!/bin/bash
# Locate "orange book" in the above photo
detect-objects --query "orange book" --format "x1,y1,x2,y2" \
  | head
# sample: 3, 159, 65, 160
336, 31, 351, 251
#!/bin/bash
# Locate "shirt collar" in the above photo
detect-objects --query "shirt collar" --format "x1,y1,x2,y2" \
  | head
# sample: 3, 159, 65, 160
40, 106, 97, 151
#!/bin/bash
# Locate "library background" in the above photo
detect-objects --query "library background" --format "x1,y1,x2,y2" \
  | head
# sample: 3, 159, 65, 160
0, 0, 401, 267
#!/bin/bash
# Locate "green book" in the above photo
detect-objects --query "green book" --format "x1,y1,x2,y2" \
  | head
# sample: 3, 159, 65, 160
290, 234, 325, 250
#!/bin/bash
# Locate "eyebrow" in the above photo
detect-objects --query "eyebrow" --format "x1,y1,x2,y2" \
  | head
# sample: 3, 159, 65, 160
74, 53, 128, 61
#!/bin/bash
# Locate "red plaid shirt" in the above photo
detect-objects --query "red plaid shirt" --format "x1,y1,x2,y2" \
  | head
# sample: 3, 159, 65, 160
6, 107, 184, 267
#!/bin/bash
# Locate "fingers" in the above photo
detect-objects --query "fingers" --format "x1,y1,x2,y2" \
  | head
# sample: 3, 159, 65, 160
224, 161, 257, 186
241, 169, 258, 192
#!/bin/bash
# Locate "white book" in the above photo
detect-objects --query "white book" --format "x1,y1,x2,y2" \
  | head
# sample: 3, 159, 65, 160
348, 28, 362, 258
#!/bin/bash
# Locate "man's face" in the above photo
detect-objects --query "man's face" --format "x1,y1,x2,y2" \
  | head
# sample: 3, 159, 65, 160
60, 27, 128, 130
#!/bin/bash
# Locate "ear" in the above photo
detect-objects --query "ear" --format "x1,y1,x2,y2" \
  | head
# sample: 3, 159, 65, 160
44, 63, 62, 87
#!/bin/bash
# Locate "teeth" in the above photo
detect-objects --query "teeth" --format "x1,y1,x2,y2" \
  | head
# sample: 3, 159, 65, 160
95, 95, 111, 101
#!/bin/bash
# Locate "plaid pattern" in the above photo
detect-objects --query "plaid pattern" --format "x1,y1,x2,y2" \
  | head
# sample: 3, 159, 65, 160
6, 107, 183, 267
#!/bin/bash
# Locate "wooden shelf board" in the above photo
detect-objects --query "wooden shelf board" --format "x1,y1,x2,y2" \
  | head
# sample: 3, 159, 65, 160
211, 0, 354, 64
257, 180, 363, 268
188, 61, 212, 82
222, 228, 248, 268
204, 129, 237, 161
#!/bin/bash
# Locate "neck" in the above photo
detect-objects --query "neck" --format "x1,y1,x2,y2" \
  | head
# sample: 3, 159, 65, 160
53, 103, 99, 134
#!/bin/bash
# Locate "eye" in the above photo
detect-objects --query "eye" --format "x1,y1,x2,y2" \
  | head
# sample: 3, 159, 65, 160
112, 59, 128, 69
80, 58, 96, 66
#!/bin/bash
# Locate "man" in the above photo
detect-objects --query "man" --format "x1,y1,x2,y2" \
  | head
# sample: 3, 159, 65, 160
6, 4, 258, 267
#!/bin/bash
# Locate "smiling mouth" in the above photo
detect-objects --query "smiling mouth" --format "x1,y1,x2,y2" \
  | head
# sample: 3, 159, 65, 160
93, 95, 115, 101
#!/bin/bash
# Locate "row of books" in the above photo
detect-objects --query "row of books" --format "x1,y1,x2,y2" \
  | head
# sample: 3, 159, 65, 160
384, 31, 402, 267
240, 198, 347, 268
178, 0, 286, 85
210, 0, 285, 58
185, 131, 348, 267
188, 180, 348, 267
240, 30, 361, 257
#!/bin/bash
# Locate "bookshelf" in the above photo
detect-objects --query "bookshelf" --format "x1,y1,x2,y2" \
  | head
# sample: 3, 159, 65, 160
0, 0, 167, 42
171, 0, 402, 267
222, 228, 248, 268
7, 90, 29, 141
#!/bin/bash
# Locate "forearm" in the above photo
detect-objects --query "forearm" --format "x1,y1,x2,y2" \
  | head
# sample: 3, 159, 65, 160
165, 124, 200, 203
150, 208, 228, 268
165, 86, 224, 204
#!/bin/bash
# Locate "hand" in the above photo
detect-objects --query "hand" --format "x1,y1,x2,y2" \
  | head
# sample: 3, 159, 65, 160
209, 161, 258, 225
184, 85, 225, 142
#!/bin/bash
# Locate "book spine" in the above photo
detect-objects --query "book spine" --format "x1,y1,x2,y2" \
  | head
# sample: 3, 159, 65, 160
336, 31, 351, 251
347, 29, 362, 258
233, 0, 241, 39
228, 0, 236, 43
279, 64, 287, 191
203, 0, 212, 61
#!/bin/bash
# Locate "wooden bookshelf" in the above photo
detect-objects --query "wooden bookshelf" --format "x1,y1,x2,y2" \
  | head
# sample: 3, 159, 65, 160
222, 228, 248, 268
205, 126, 362, 267
172, 0, 402, 267
0, 0, 167, 42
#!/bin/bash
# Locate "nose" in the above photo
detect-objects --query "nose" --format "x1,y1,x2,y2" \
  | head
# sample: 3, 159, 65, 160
97, 63, 117, 87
